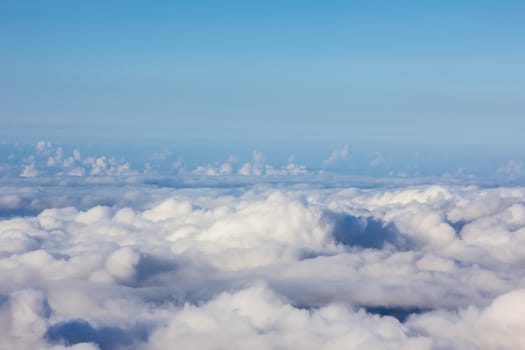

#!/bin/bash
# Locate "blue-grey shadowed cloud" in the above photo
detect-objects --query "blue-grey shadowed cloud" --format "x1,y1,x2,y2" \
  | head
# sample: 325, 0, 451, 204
362, 306, 432, 323
133, 254, 179, 285
45, 319, 150, 349
329, 213, 408, 250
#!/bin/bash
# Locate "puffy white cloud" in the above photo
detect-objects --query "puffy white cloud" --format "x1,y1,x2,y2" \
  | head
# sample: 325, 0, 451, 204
239, 150, 265, 176
36, 141, 53, 154
193, 161, 234, 176
407, 289, 525, 349
238, 162, 252, 175
105, 247, 141, 282
83, 156, 135, 177
144, 283, 433, 350
0, 173, 525, 348
6, 141, 140, 178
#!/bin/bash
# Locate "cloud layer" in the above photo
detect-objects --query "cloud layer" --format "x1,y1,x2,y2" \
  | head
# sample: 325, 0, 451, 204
1, 175, 525, 349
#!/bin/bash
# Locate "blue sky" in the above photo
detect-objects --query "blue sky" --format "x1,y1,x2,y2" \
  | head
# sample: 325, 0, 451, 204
1, 0, 524, 169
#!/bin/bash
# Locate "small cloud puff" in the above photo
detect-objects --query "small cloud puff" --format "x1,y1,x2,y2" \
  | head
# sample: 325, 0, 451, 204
323, 145, 349, 167
20, 157, 38, 177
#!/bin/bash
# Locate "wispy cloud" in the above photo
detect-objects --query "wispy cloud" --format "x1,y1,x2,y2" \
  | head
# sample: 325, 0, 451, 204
323, 144, 349, 167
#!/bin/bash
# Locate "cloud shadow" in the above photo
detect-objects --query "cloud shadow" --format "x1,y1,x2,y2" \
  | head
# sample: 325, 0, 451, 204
328, 212, 408, 250
45, 319, 149, 350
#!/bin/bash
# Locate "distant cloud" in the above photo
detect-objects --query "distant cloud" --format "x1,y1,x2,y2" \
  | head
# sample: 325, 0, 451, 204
193, 156, 237, 176
35, 140, 52, 154
20, 157, 38, 177
235, 151, 309, 176
369, 151, 385, 167
12, 141, 138, 178
323, 144, 349, 167
498, 159, 524, 175
151, 149, 172, 161
9, 142, 313, 179
73, 149, 81, 161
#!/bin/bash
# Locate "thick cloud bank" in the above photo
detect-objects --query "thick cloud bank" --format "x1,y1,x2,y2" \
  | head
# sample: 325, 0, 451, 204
1, 177, 525, 349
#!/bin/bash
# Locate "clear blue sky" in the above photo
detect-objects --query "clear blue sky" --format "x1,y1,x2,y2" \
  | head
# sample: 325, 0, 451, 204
1, 0, 524, 151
